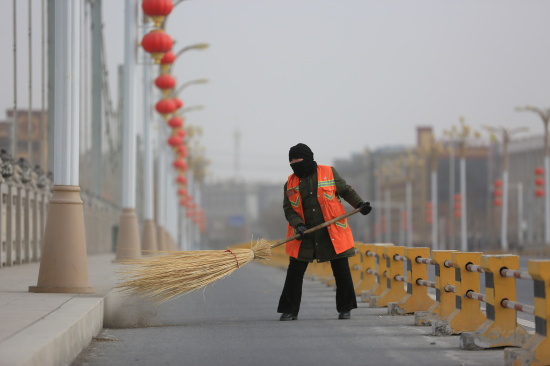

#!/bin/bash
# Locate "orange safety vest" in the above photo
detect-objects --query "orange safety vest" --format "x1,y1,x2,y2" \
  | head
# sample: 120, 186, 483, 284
285, 165, 355, 259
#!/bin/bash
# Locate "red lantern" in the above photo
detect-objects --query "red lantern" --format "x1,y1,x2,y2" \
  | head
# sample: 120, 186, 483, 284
494, 189, 502, 197
173, 159, 187, 171
177, 129, 186, 138
173, 98, 184, 110
160, 51, 176, 73
494, 179, 502, 188
536, 189, 545, 198
494, 198, 502, 207
177, 145, 187, 158
142, 30, 173, 64
155, 99, 176, 120
155, 74, 176, 96
180, 198, 187, 206
142, 0, 173, 27
536, 177, 544, 186
177, 175, 188, 185
168, 116, 183, 129
167, 136, 182, 147
160, 51, 175, 65
535, 167, 544, 176
454, 194, 461, 218
177, 188, 187, 196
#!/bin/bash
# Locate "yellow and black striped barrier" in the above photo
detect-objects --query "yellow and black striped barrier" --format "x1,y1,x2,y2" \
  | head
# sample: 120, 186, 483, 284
460, 255, 530, 350
431, 252, 486, 335
354, 244, 377, 296
230, 238, 550, 366
388, 247, 434, 315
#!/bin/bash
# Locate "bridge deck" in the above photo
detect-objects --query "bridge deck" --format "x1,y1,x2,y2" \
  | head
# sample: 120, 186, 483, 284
73, 261, 503, 366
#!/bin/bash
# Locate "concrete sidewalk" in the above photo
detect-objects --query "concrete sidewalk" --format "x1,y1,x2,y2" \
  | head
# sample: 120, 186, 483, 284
0, 254, 119, 366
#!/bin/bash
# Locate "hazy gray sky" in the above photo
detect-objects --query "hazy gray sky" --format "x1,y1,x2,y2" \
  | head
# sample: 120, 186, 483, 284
2, 0, 550, 183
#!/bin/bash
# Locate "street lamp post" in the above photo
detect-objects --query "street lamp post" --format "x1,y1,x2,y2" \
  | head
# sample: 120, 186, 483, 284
482, 125, 528, 251
141, 23, 157, 253
403, 152, 423, 247
426, 140, 443, 250
443, 127, 459, 250
452, 117, 481, 252
515, 105, 550, 245
171, 79, 209, 98
155, 42, 208, 250
29, 0, 94, 294
115, 0, 141, 260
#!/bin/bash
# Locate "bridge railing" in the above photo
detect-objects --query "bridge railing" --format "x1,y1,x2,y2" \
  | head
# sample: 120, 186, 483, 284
0, 158, 120, 268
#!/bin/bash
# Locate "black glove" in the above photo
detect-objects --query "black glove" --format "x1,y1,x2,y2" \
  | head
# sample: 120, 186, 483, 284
295, 223, 308, 241
357, 201, 372, 216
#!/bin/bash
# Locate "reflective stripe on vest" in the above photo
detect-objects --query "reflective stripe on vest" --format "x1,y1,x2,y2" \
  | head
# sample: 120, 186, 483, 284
285, 165, 355, 259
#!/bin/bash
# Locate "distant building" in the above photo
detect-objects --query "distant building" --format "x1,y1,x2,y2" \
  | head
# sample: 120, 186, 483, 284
334, 127, 491, 250
201, 181, 282, 249
0, 109, 49, 169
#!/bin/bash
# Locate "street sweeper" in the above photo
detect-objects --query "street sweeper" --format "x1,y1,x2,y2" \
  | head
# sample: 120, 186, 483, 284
278, 143, 372, 321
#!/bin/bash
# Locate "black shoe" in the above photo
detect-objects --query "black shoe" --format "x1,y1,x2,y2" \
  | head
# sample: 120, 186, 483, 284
338, 312, 351, 320
280, 313, 298, 321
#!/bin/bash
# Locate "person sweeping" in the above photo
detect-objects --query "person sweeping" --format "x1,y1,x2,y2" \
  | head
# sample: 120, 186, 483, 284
278, 143, 372, 321
115, 144, 370, 306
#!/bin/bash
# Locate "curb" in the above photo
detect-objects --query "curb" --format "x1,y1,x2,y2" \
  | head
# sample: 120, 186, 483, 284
0, 296, 105, 366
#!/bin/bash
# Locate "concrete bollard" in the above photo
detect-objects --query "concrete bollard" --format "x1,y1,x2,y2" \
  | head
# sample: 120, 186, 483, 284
305, 261, 317, 278
355, 244, 378, 296
362, 244, 394, 303
319, 261, 334, 283
432, 252, 486, 336
415, 250, 457, 326
505, 260, 550, 366
370, 246, 407, 308
311, 261, 326, 280
460, 255, 530, 350
349, 244, 362, 289
388, 247, 435, 315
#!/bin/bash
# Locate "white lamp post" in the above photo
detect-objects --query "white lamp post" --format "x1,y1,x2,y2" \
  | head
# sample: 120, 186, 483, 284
515, 106, 550, 245
115, 0, 141, 260
29, 0, 94, 293
482, 125, 528, 251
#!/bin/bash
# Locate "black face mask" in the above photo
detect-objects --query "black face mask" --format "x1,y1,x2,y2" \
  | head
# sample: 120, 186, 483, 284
290, 159, 315, 178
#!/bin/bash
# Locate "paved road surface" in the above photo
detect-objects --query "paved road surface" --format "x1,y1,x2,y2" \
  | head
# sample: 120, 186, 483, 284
73, 261, 512, 366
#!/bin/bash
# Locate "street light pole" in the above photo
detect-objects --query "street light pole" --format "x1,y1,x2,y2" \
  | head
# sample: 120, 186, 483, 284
171, 79, 209, 98
453, 117, 481, 252
29, 0, 94, 294
430, 143, 439, 250
482, 125, 528, 251
115, 0, 141, 260
449, 143, 455, 249
141, 24, 158, 253
28, 0, 32, 164
516, 105, 550, 245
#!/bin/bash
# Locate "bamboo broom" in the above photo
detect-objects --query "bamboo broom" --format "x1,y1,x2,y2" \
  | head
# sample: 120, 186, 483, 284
115, 207, 363, 304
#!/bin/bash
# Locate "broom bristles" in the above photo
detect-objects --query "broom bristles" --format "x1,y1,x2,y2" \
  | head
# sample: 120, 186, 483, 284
115, 238, 272, 305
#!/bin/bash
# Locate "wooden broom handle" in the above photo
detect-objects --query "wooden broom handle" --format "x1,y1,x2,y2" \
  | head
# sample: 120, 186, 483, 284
270, 207, 363, 249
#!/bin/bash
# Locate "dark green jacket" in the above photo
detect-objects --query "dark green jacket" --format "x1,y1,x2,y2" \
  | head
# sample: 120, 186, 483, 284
283, 166, 364, 263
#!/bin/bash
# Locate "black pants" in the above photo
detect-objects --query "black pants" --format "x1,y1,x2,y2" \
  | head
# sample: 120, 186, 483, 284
277, 257, 358, 315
